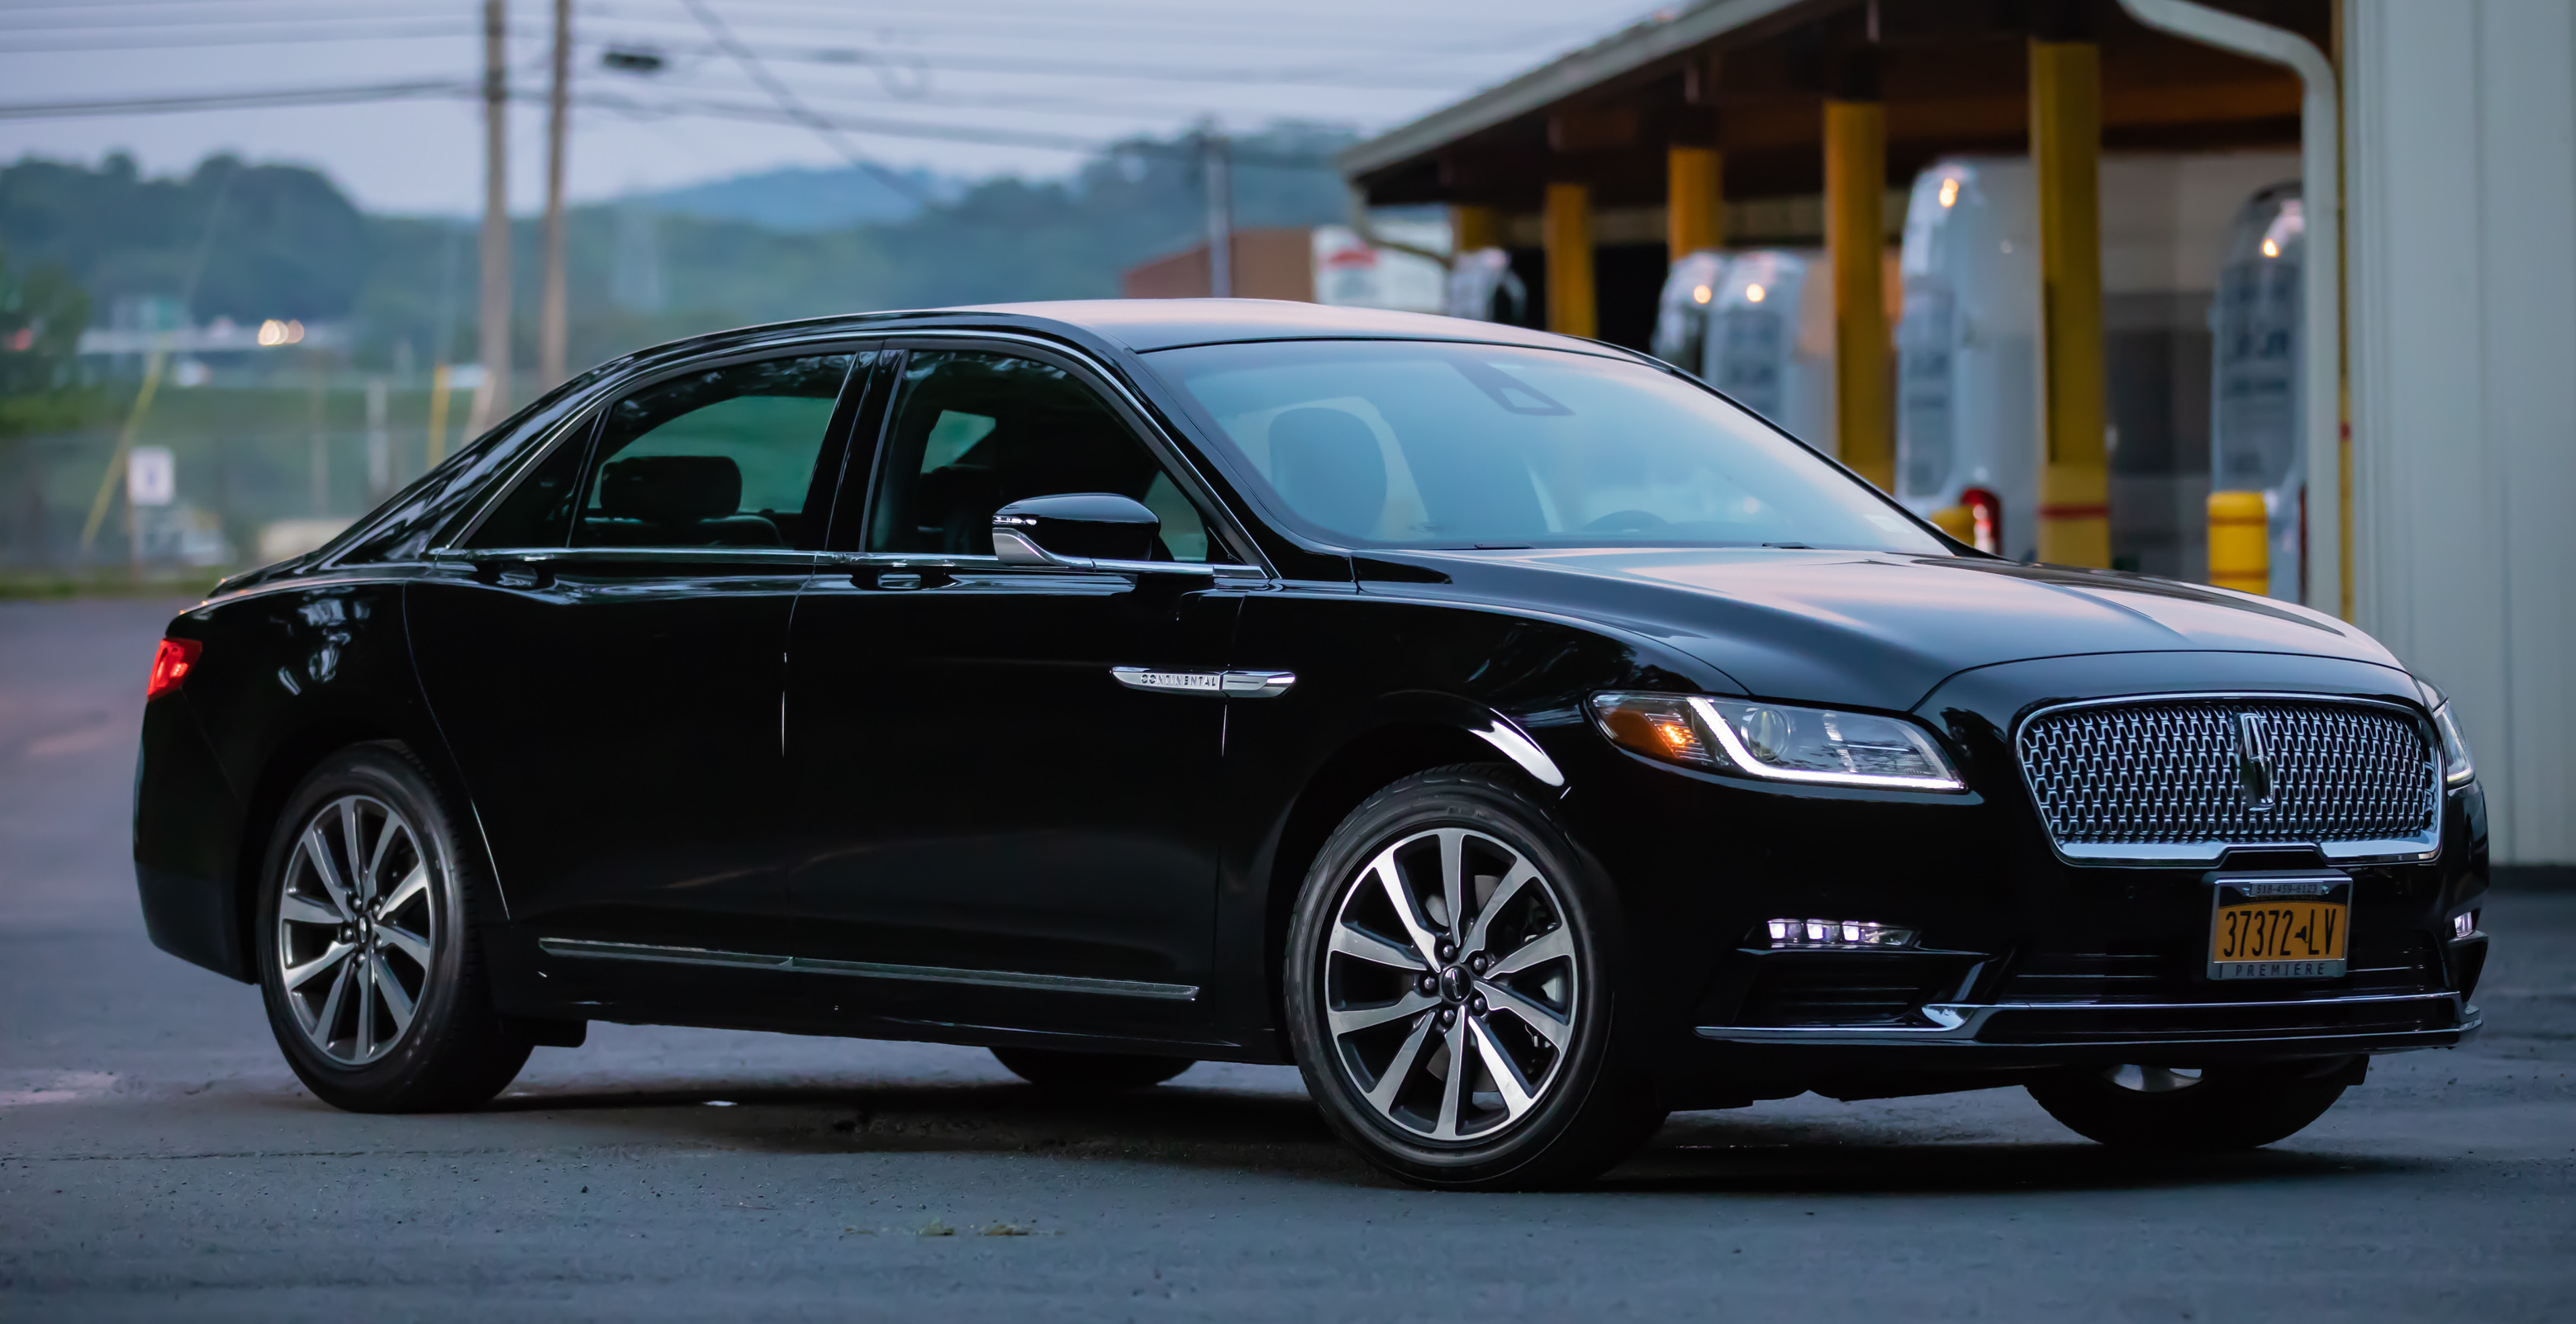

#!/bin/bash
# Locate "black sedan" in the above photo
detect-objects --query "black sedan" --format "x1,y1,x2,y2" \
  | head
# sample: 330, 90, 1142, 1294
133, 301, 2487, 1189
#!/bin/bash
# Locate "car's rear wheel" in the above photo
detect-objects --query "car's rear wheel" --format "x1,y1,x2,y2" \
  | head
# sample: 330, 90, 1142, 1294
2026, 1060, 2355, 1151
990, 1046, 1193, 1091
255, 744, 532, 1113
1285, 765, 1662, 1190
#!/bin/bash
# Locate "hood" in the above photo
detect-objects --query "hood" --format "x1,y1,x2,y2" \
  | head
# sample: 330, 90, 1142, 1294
1357, 547, 2407, 712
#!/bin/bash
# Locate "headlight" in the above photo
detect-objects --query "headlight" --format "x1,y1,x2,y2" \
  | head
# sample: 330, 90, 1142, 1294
1589, 691, 1965, 791
2433, 700, 2475, 786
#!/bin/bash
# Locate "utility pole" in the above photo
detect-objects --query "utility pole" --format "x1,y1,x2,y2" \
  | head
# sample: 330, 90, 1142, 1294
467, 0, 511, 437
427, 223, 460, 465
539, 0, 572, 388
1201, 127, 1232, 298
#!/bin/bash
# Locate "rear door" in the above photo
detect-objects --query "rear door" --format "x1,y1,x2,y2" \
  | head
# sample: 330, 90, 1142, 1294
411, 348, 874, 985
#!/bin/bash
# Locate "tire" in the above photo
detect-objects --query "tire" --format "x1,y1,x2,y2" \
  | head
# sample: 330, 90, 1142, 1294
1284, 764, 1664, 1190
991, 1046, 1194, 1091
254, 743, 532, 1113
2026, 1059, 2357, 1151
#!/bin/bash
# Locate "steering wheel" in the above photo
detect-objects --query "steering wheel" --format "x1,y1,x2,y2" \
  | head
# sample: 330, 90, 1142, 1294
1580, 509, 1669, 533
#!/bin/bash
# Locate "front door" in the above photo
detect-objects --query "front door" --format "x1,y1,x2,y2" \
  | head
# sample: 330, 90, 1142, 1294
783, 344, 1244, 1037
412, 349, 870, 987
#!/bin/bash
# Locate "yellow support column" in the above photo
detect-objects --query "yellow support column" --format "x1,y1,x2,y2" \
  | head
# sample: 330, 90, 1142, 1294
1666, 145, 1725, 257
2030, 36, 2110, 567
2208, 490, 2270, 594
1543, 181, 1596, 339
1824, 97, 1891, 491
1451, 204, 1503, 254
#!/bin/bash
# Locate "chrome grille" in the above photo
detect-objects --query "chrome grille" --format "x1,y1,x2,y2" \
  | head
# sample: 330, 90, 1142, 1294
2018, 698, 2436, 851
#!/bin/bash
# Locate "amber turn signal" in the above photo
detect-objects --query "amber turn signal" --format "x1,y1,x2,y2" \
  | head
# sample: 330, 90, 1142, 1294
1587, 692, 1718, 769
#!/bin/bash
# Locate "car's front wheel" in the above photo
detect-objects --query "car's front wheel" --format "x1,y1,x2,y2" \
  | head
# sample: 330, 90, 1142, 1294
2026, 1060, 2356, 1151
254, 744, 532, 1113
1284, 765, 1662, 1190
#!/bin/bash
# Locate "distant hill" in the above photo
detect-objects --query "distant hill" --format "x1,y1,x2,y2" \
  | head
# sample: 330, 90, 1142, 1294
2, 122, 1362, 382
631, 164, 961, 231
0, 152, 365, 325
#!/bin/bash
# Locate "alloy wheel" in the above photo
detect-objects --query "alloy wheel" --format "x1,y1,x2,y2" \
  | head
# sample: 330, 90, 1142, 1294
1321, 827, 1578, 1142
274, 794, 436, 1066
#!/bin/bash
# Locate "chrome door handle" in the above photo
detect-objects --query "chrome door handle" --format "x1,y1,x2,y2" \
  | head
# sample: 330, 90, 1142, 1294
1110, 667, 1295, 699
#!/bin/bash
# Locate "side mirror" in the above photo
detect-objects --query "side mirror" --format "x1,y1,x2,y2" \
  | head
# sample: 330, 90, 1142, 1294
991, 492, 1162, 567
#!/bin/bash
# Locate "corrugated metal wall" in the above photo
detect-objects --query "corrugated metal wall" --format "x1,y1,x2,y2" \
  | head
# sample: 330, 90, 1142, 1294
2347, 0, 2576, 864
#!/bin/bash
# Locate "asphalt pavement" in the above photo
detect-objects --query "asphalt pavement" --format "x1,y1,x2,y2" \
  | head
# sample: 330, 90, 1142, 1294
2, 596, 2570, 1322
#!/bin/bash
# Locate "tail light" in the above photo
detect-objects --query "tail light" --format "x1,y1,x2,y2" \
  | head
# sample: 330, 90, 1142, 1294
146, 638, 202, 700
1960, 486, 2003, 556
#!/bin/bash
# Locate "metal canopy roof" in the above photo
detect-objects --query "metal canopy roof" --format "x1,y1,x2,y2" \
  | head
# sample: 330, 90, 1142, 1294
1341, 0, 2327, 211
1335, 0, 1816, 181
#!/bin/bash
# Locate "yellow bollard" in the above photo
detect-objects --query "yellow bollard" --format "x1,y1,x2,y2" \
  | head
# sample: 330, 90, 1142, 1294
2208, 490, 2269, 595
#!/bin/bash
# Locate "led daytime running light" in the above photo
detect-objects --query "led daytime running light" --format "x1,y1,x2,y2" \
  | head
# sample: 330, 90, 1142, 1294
1686, 696, 1965, 791
1763, 918, 1919, 949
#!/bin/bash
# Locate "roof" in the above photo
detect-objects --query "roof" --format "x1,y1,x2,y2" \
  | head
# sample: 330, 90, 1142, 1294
934, 299, 1599, 354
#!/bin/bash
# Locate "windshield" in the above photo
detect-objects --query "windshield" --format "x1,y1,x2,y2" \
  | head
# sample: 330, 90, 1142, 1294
1147, 339, 1946, 554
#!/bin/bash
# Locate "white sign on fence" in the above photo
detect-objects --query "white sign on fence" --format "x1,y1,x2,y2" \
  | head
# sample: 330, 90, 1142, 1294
127, 446, 176, 507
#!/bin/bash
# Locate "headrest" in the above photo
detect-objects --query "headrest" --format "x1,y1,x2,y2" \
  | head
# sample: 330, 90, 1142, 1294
598, 455, 742, 524
1267, 407, 1387, 539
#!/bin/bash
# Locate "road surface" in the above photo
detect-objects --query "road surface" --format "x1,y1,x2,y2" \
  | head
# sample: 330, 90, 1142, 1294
2, 596, 2569, 1321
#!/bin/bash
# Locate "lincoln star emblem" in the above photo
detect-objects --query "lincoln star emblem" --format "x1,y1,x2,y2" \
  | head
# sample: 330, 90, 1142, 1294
2235, 711, 2278, 810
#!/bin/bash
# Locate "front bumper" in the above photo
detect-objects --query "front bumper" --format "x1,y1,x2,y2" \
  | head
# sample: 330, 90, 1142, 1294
1698, 989, 2479, 1057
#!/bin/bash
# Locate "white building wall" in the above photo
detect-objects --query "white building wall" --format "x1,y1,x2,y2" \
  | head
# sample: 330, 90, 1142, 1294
2347, 0, 2576, 864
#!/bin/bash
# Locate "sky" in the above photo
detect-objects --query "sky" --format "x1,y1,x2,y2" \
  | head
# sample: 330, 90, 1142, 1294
0, 0, 1668, 215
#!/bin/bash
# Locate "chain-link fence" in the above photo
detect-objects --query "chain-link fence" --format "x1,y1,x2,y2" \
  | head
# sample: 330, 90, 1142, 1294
2, 378, 467, 575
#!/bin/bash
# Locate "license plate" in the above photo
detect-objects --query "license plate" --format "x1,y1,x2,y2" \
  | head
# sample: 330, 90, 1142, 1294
2208, 876, 2351, 980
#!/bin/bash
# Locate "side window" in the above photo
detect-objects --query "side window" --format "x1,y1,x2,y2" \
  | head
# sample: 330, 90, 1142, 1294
867, 349, 1209, 561
467, 425, 587, 549
575, 353, 856, 550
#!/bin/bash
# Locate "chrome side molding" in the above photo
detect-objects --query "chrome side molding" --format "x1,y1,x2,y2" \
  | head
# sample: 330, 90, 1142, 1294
535, 937, 1199, 1001
1110, 667, 1296, 699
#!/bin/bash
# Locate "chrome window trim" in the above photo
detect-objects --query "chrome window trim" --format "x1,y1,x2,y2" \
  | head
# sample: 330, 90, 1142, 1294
535, 937, 1199, 1000
817, 550, 1270, 584
864, 330, 1277, 579
428, 546, 829, 568
444, 334, 886, 554
1694, 990, 2474, 1046
2012, 691, 2442, 868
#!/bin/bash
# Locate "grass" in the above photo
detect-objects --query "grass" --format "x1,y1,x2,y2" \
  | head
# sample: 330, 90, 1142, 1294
0, 565, 228, 600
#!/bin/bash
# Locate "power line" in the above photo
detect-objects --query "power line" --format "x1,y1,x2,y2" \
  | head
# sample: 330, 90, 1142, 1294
673, 0, 931, 205
0, 21, 1499, 91
0, 79, 470, 119
0, 74, 1344, 167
